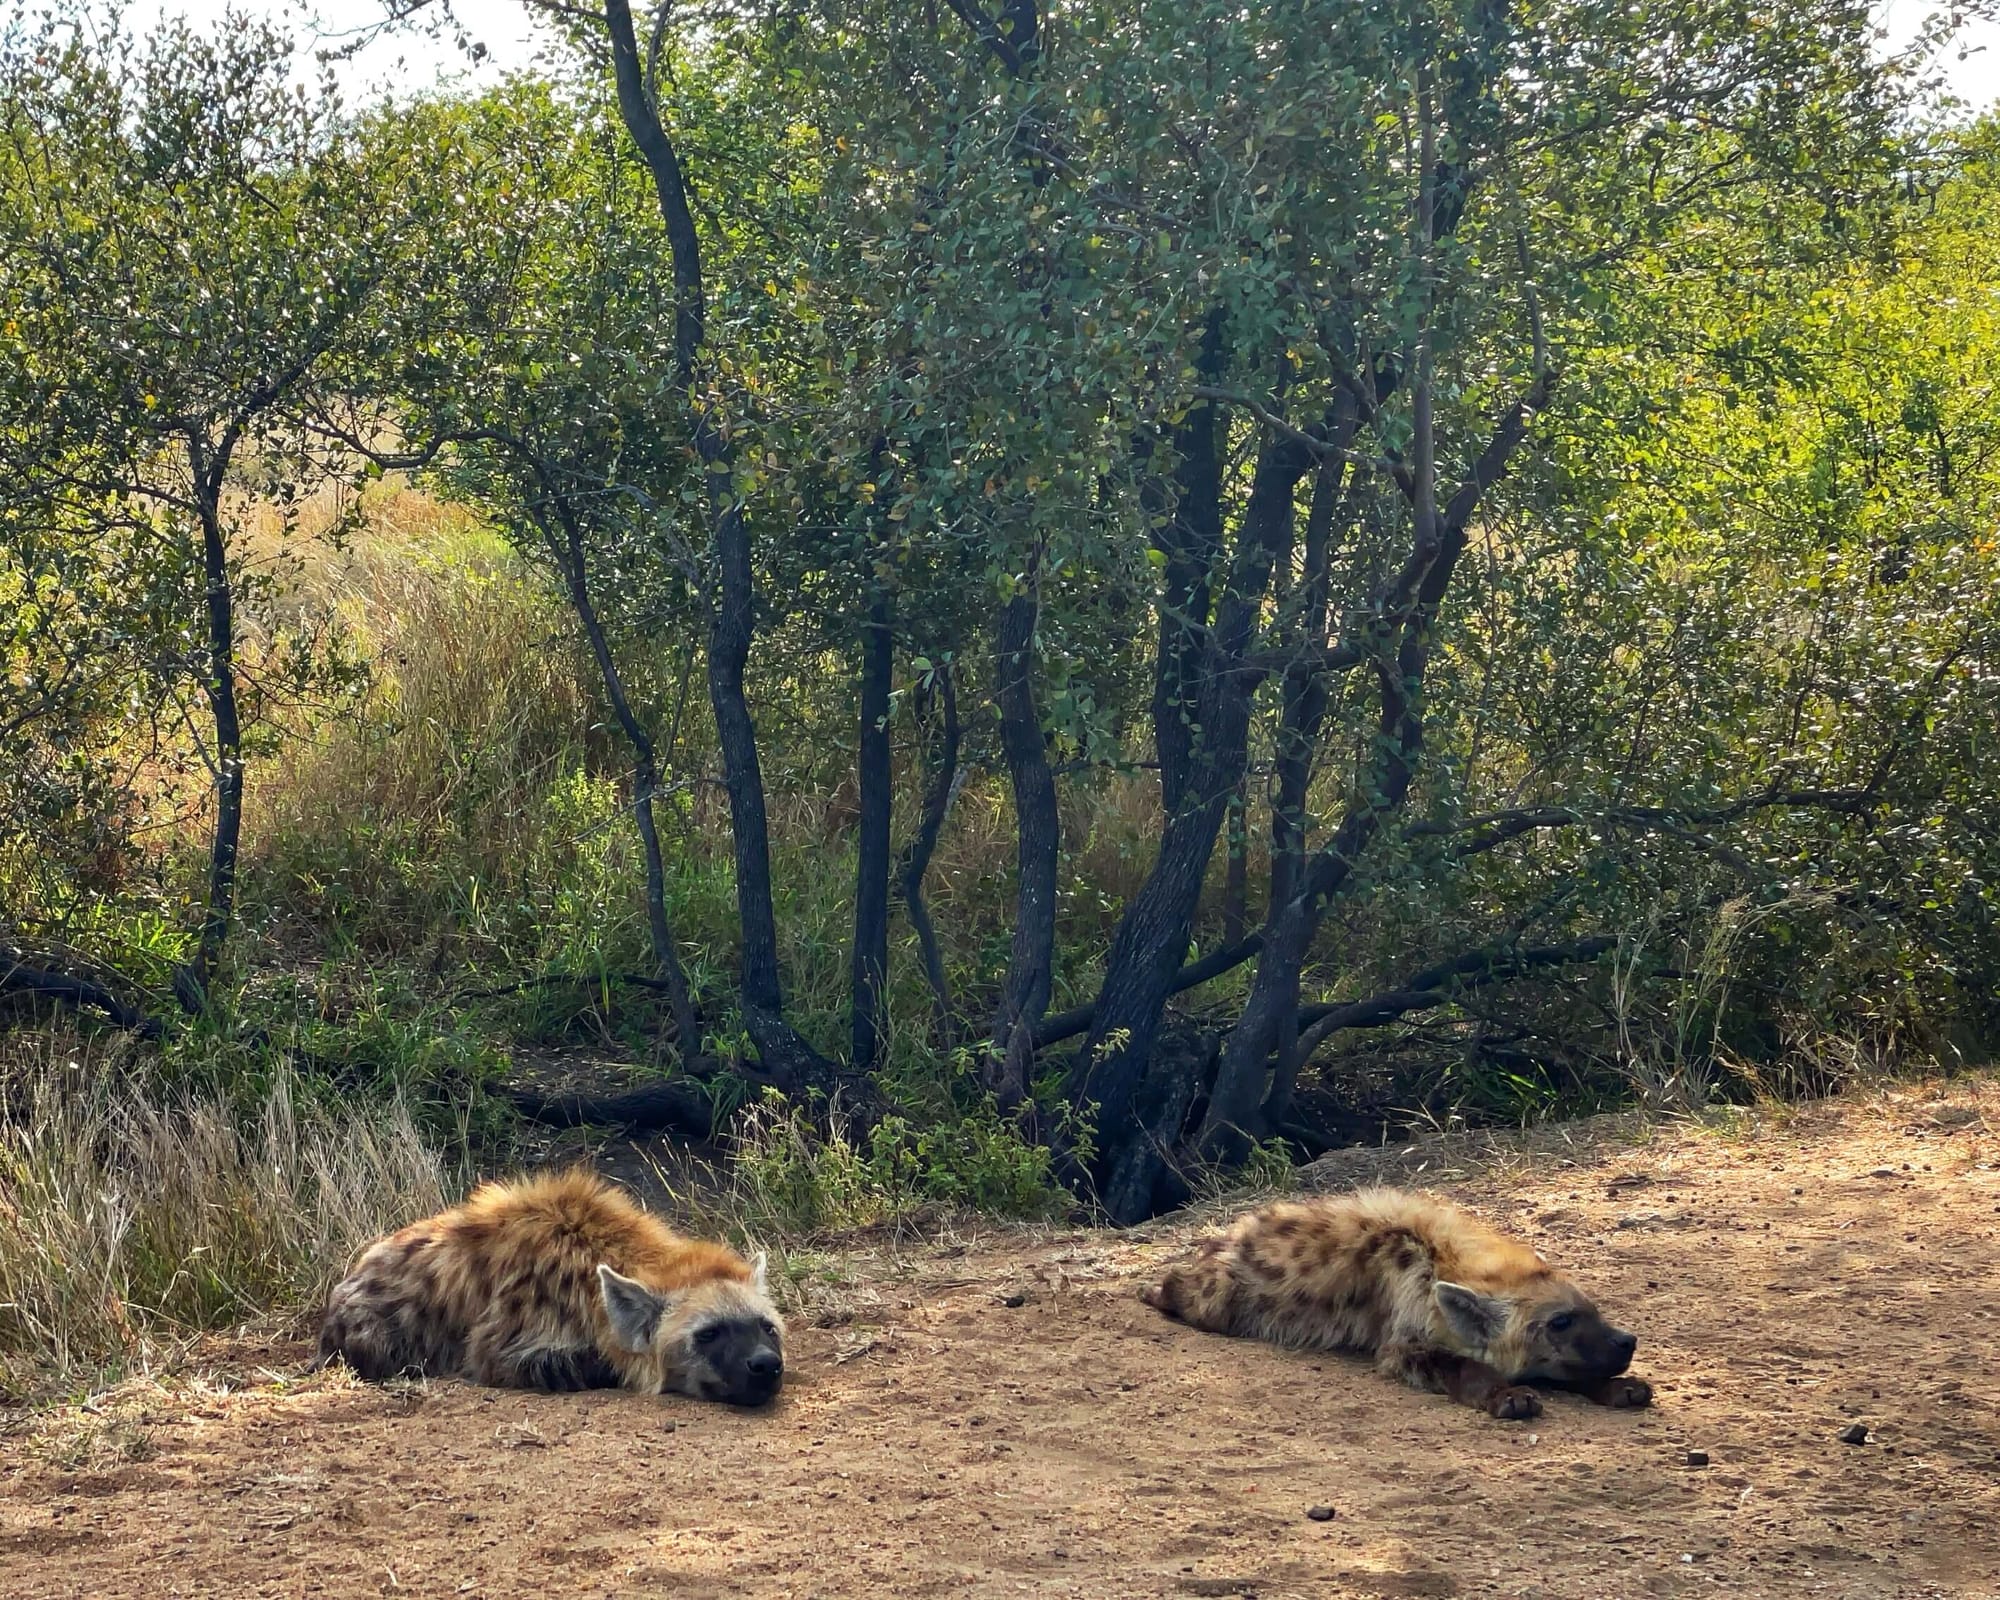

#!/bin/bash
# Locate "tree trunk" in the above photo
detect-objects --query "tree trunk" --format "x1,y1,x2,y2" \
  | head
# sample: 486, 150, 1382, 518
1268, 456, 1347, 915
897, 660, 962, 1040
1080, 431, 1314, 1221
704, 454, 839, 1092
1203, 372, 1557, 1159
1222, 777, 1249, 948
601, 0, 839, 1098
989, 589, 1058, 1114
543, 502, 701, 1056
850, 597, 894, 1072
1148, 314, 1227, 816
1201, 665, 1419, 1159
175, 474, 242, 1011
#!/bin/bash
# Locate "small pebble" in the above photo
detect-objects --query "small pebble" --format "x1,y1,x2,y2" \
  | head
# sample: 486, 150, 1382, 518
1306, 1505, 1335, 1522
1838, 1423, 1869, 1446
1685, 1450, 1710, 1467
1000, 1291, 1026, 1308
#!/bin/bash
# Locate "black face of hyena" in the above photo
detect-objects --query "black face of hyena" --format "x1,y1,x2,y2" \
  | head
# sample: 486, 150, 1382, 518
1435, 1280, 1638, 1385
599, 1261, 787, 1407
682, 1311, 786, 1407
1514, 1296, 1638, 1385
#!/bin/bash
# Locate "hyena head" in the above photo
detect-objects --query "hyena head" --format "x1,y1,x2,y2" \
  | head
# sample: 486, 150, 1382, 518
597, 1255, 786, 1407
1432, 1276, 1638, 1386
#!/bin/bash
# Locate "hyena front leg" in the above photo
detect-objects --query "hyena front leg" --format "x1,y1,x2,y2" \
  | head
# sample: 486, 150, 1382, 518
1141, 1240, 1244, 1335
1557, 1374, 1654, 1409
1379, 1342, 1542, 1420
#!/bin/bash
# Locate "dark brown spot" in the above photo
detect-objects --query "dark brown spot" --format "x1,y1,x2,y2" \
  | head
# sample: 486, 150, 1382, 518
1245, 1247, 1285, 1281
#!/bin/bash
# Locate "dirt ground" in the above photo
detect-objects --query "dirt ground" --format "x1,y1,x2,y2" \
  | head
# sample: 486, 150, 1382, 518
5, 1080, 1999, 1600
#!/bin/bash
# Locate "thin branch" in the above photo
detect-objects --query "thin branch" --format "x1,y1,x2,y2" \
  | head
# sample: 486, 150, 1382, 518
1409, 782, 1891, 861
1189, 386, 1406, 483
1031, 933, 1265, 1050
1291, 935, 1618, 1061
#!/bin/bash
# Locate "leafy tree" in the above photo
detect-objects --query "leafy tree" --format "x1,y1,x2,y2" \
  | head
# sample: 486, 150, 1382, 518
0, 7, 457, 1005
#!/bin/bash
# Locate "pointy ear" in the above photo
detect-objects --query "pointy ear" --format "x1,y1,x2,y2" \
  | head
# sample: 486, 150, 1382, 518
598, 1264, 670, 1352
1433, 1281, 1509, 1351
748, 1250, 769, 1294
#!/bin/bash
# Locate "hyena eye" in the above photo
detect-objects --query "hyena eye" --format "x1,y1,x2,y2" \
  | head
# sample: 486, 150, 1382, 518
758, 1319, 778, 1338
696, 1325, 724, 1346
1548, 1313, 1575, 1334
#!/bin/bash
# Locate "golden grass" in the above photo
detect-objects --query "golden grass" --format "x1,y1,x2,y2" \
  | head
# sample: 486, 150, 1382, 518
0, 1028, 459, 1399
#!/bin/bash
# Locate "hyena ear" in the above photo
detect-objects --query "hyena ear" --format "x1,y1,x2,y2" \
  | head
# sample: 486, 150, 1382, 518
1433, 1281, 1509, 1350
748, 1250, 769, 1294
598, 1264, 671, 1352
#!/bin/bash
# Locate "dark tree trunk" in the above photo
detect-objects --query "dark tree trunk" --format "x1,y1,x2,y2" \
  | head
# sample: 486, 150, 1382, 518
602, 0, 839, 1098
1203, 373, 1556, 1158
1081, 432, 1315, 1221
1222, 777, 1249, 948
1148, 315, 1227, 816
897, 661, 963, 1040
1202, 661, 1422, 1159
1267, 456, 1347, 917
174, 473, 242, 1011
850, 598, 895, 1072
989, 589, 1058, 1114
543, 501, 701, 1056
1260, 458, 1349, 1128
705, 460, 839, 1091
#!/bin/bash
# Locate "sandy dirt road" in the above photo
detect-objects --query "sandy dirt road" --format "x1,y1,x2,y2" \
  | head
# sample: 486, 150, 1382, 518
4, 1081, 1998, 1599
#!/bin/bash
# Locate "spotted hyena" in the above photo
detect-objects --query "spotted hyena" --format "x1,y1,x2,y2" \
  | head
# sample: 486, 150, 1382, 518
1143, 1187, 1651, 1420
315, 1169, 785, 1407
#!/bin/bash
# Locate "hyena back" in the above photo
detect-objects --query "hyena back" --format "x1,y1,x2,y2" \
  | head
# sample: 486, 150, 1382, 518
316, 1169, 785, 1406
1143, 1187, 1650, 1420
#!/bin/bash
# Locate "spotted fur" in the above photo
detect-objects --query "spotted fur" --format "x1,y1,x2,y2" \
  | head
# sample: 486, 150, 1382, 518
315, 1169, 785, 1407
1142, 1187, 1651, 1420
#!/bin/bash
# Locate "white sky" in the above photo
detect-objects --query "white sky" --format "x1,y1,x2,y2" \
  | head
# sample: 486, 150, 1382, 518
107, 1, 2000, 114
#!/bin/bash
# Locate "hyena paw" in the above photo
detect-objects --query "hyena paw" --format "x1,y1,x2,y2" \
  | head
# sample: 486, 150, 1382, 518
1488, 1385, 1543, 1421
1601, 1375, 1653, 1409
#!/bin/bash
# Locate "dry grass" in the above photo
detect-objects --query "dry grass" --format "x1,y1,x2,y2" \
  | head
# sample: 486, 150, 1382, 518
0, 1029, 460, 1399
248, 483, 600, 866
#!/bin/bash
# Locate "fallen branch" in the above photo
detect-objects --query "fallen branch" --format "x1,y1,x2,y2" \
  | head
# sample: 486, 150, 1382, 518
502, 1077, 717, 1141
0, 952, 164, 1039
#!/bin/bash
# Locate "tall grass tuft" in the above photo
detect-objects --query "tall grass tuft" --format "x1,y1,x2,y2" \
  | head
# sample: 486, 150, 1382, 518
0, 1032, 459, 1397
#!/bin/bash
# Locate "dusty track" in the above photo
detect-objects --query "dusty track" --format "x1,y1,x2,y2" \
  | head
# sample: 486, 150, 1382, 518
5, 1081, 1999, 1599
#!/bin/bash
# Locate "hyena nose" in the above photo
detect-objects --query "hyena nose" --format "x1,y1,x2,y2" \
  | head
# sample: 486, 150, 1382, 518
748, 1350, 782, 1380
1614, 1330, 1638, 1361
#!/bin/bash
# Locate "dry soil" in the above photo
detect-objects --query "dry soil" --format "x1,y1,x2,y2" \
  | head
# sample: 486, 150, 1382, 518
5, 1080, 1999, 1599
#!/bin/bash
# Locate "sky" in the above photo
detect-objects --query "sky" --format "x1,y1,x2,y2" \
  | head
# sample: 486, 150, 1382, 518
107, 0, 2000, 114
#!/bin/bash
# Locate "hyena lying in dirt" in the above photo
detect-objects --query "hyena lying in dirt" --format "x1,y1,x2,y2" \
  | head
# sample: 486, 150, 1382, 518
1143, 1187, 1650, 1420
315, 1169, 785, 1406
